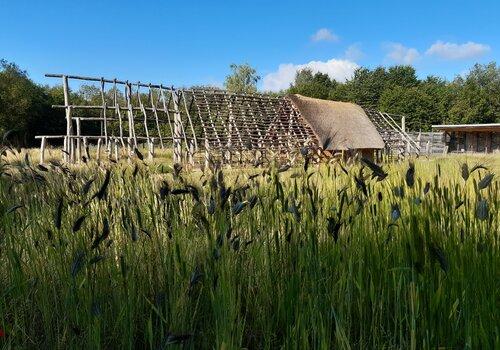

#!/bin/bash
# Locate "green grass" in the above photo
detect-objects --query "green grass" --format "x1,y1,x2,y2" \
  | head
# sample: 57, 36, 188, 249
0, 150, 499, 349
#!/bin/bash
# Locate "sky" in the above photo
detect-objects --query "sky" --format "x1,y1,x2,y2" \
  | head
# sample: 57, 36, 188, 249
0, 0, 498, 91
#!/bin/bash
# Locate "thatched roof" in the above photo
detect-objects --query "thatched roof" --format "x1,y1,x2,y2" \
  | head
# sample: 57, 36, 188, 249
288, 94, 385, 150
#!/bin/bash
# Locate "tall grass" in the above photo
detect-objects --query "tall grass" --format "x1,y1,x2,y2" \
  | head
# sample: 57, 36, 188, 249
0, 150, 499, 349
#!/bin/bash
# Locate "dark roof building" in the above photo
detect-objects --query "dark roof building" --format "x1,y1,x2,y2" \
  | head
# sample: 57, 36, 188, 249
432, 123, 500, 153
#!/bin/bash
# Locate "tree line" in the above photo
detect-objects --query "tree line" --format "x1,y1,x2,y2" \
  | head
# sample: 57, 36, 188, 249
1, 59, 499, 146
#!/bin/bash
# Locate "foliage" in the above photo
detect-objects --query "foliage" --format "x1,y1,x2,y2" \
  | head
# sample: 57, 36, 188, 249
224, 63, 260, 94
288, 62, 500, 130
0, 150, 499, 348
289, 68, 337, 99
0, 60, 64, 145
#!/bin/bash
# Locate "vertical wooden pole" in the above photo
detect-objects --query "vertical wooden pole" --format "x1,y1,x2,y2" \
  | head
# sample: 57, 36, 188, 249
114, 139, 119, 160
40, 137, 46, 164
188, 139, 195, 166
401, 116, 406, 133
172, 90, 182, 163
148, 137, 155, 160
63, 137, 67, 162
125, 82, 137, 151
96, 139, 102, 162
76, 117, 82, 162
226, 97, 233, 164
100, 78, 108, 151
83, 137, 89, 159
63, 75, 72, 162
204, 138, 210, 170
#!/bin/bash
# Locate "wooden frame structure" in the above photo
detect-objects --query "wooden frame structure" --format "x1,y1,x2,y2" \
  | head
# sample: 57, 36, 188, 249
36, 74, 317, 165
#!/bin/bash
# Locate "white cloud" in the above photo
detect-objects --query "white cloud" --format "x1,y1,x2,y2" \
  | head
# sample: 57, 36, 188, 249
262, 58, 359, 91
311, 28, 339, 42
344, 43, 364, 61
385, 43, 420, 64
426, 41, 490, 60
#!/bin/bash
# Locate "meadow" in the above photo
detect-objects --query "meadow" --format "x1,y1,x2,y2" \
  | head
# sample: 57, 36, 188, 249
0, 147, 499, 349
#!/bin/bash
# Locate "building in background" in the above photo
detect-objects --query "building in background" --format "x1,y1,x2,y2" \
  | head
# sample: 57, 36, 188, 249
432, 123, 500, 153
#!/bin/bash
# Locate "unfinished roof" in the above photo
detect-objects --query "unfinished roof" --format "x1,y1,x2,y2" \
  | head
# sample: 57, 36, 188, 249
288, 94, 385, 150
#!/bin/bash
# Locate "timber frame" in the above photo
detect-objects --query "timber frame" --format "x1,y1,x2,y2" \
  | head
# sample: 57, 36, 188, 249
36, 74, 318, 166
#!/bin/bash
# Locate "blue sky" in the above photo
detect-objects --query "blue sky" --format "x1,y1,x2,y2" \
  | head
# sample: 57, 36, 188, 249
0, 0, 498, 91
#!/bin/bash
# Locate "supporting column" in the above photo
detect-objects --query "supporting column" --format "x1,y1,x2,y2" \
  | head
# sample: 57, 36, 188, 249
76, 118, 82, 162
114, 139, 119, 161
204, 138, 210, 170
188, 139, 195, 166
172, 90, 182, 163
40, 137, 47, 164
148, 137, 155, 160
62, 75, 72, 162
96, 139, 102, 162
83, 137, 89, 160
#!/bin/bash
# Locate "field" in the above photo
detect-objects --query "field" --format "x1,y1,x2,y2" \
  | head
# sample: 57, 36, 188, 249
0, 149, 499, 349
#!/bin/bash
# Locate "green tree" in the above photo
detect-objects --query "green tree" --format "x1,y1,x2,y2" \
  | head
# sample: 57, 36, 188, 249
224, 64, 260, 94
448, 62, 500, 124
379, 86, 435, 131
288, 69, 336, 99
335, 67, 388, 108
0, 59, 64, 145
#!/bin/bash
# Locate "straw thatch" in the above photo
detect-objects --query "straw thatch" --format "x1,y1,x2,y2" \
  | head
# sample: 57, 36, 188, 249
288, 94, 385, 150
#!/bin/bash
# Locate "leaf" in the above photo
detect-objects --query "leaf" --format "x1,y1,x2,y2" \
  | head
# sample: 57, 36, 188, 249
134, 147, 144, 160
361, 157, 388, 181
5, 204, 23, 215
93, 170, 111, 200
327, 217, 342, 242
429, 243, 449, 273
91, 218, 110, 249
159, 181, 170, 200
70, 251, 85, 278
88, 255, 105, 265
72, 215, 87, 233
232, 201, 247, 216
277, 164, 291, 173
470, 164, 487, 174
478, 173, 494, 190
461, 163, 469, 181
160, 333, 192, 347
423, 182, 431, 195
82, 178, 95, 195
54, 197, 63, 230
405, 161, 415, 187
391, 204, 401, 222
475, 199, 488, 221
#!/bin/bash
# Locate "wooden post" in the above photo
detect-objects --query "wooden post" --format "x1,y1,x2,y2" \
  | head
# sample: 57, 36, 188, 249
76, 118, 82, 162
63, 137, 67, 162
40, 137, 47, 164
172, 91, 182, 163
83, 137, 89, 159
96, 139, 102, 161
148, 138, 155, 160
125, 82, 137, 149
204, 138, 210, 170
63, 75, 72, 162
188, 139, 195, 166
114, 139, 119, 160
401, 116, 406, 133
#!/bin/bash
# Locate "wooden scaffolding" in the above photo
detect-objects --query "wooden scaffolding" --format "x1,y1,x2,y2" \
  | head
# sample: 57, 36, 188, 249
36, 74, 317, 166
